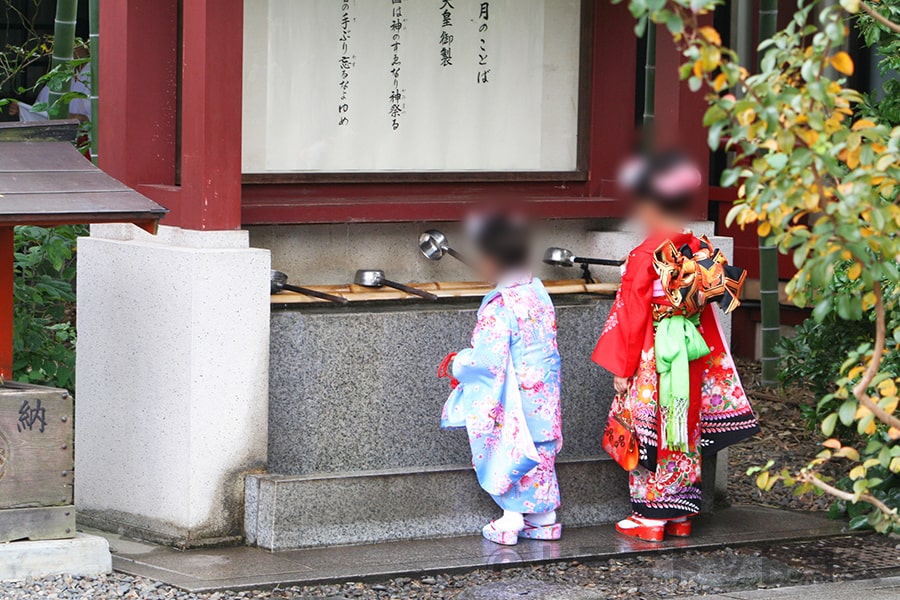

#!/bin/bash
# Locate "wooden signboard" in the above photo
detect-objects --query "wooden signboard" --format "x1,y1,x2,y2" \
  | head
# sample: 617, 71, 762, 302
0, 382, 74, 542
243, 0, 584, 176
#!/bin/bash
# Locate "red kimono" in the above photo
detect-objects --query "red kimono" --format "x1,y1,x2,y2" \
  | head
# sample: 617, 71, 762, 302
593, 231, 759, 519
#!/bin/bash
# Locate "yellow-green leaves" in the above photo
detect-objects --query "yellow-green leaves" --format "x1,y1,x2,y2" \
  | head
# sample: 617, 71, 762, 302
698, 25, 721, 46
840, 0, 861, 14
830, 50, 855, 75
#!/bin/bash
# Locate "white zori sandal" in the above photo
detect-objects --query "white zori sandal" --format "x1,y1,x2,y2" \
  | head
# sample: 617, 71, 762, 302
519, 520, 562, 540
482, 522, 520, 546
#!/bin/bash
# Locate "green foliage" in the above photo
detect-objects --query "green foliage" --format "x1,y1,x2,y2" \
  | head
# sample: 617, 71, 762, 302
1, 6, 91, 394
856, 0, 900, 75
778, 262, 900, 398
861, 79, 900, 127
777, 311, 873, 399
830, 471, 900, 532
856, 0, 900, 127
13, 225, 85, 392
0, 1, 51, 94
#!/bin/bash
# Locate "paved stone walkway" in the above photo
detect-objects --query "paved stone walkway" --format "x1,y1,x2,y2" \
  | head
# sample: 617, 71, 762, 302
685, 575, 900, 599
86, 505, 849, 593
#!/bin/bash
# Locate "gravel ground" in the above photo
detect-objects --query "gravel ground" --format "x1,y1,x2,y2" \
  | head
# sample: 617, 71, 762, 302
3, 361, 880, 600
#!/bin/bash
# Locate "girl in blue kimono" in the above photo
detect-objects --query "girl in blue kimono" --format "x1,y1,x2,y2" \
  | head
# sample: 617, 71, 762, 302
440, 215, 563, 546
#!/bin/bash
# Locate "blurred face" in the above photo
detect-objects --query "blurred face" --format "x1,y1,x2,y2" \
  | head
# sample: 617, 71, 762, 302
632, 199, 685, 234
477, 254, 503, 284
632, 198, 676, 233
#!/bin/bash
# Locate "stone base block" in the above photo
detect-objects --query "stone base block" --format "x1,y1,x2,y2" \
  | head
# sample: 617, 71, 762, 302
247, 454, 721, 551
246, 458, 631, 550
0, 533, 112, 581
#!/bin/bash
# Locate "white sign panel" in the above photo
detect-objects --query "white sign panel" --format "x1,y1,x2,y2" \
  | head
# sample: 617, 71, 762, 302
243, 0, 582, 173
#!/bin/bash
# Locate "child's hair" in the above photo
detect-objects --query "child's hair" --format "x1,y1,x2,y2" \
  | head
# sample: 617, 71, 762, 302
472, 214, 532, 269
621, 150, 702, 215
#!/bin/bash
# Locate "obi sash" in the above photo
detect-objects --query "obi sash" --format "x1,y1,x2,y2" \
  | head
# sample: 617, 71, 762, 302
651, 236, 747, 451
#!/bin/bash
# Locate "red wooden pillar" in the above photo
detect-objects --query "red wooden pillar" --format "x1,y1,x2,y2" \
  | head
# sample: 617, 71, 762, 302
99, 0, 179, 197
0, 227, 13, 380
653, 23, 711, 218
99, 0, 243, 231
178, 0, 244, 230
587, 1, 638, 199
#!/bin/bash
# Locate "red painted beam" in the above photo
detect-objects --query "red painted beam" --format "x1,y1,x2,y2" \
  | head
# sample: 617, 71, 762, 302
242, 195, 622, 225
0, 227, 13, 380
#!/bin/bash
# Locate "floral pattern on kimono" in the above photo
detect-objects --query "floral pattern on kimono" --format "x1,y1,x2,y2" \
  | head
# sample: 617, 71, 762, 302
442, 276, 563, 514
593, 231, 759, 519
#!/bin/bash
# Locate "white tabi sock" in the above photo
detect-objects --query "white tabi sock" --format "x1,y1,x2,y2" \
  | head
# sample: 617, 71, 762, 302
492, 510, 525, 532
526, 510, 557, 527
617, 515, 665, 529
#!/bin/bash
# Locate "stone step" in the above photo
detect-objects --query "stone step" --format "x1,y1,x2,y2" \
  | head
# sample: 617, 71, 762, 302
246, 457, 625, 550
244, 456, 719, 550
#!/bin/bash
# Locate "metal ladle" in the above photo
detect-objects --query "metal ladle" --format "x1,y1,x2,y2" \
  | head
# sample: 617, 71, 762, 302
354, 269, 438, 301
271, 270, 349, 305
543, 248, 625, 284
418, 230, 470, 267
543, 247, 624, 268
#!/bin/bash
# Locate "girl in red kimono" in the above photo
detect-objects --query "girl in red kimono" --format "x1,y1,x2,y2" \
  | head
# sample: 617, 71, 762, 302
594, 152, 759, 542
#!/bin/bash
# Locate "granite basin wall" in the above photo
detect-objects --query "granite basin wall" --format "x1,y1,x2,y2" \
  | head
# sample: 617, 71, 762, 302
258, 294, 724, 549
268, 295, 614, 475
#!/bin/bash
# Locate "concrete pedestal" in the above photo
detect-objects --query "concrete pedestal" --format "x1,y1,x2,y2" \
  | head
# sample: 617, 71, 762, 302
75, 225, 270, 547
0, 533, 112, 581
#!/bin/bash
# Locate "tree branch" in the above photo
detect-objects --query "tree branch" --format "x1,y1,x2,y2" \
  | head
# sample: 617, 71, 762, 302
800, 471, 900, 522
860, 2, 900, 34
851, 282, 900, 431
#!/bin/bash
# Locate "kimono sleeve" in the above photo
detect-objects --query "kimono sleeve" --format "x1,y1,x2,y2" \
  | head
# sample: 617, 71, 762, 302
452, 295, 513, 385
591, 249, 656, 378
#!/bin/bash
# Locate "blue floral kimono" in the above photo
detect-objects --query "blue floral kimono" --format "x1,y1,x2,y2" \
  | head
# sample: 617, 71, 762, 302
442, 276, 563, 514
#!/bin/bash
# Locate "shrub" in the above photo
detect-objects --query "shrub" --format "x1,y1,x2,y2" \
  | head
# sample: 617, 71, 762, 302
12, 225, 85, 392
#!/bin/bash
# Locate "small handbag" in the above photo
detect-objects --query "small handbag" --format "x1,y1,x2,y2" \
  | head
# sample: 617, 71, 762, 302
437, 352, 459, 389
603, 393, 639, 471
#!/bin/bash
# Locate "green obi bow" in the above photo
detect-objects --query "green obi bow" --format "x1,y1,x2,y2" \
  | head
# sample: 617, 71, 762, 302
654, 314, 710, 452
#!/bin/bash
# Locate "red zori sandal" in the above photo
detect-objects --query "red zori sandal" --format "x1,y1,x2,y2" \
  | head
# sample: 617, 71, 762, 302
519, 521, 562, 541
482, 522, 519, 546
615, 515, 665, 542
664, 519, 692, 537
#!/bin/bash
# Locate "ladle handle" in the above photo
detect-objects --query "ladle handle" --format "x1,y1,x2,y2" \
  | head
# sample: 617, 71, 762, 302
283, 283, 349, 305
445, 248, 471, 267
574, 257, 625, 267
384, 280, 439, 301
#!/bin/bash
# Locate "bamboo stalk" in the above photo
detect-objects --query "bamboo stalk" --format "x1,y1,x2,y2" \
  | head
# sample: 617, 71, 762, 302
758, 0, 781, 386
48, 0, 79, 120
642, 23, 656, 149
89, 0, 99, 163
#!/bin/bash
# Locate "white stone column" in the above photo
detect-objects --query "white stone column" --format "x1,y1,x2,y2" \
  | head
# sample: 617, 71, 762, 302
75, 225, 270, 546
